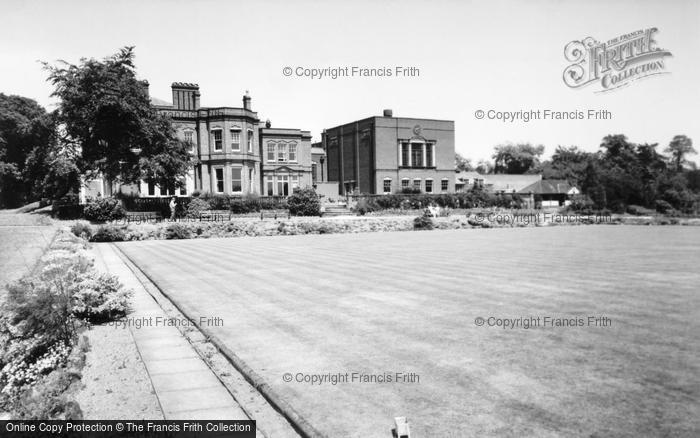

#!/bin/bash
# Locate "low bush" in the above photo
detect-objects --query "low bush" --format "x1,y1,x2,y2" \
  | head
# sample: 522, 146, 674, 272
71, 273, 131, 322
413, 214, 435, 230
90, 225, 126, 242
1, 231, 131, 415
655, 199, 674, 214
165, 223, 192, 240
626, 205, 655, 216
229, 195, 262, 214
83, 197, 125, 223
186, 198, 210, 218
288, 187, 321, 216
353, 197, 377, 216
70, 222, 93, 240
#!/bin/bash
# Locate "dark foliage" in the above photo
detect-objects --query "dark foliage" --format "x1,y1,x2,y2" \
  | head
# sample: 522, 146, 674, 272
83, 197, 126, 222
288, 187, 321, 216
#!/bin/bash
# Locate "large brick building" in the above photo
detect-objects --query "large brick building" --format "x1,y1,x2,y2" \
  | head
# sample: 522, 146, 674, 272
323, 110, 455, 195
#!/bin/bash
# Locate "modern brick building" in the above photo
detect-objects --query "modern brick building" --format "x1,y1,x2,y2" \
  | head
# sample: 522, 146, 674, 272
323, 110, 455, 195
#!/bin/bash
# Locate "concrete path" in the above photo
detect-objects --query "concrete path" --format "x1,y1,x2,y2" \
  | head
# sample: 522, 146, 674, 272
91, 243, 250, 421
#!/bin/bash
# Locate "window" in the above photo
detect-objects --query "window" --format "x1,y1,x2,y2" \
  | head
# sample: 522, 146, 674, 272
215, 168, 224, 193
247, 130, 253, 153
288, 143, 297, 162
212, 130, 223, 151
179, 178, 187, 196
425, 143, 434, 167
231, 168, 242, 193
184, 131, 194, 152
277, 175, 289, 196
249, 168, 254, 192
267, 143, 276, 162
401, 143, 410, 167
147, 181, 155, 196
413, 179, 421, 191
411, 143, 423, 167
266, 176, 274, 196
230, 130, 240, 151
277, 143, 287, 162
425, 179, 433, 193
441, 179, 449, 191
291, 175, 299, 191
402, 178, 410, 189
383, 178, 392, 193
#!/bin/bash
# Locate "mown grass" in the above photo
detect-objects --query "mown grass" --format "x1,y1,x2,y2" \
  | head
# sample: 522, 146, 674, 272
117, 226, 700, 437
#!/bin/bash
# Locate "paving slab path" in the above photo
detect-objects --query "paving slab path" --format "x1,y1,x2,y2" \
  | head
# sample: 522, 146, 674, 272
91, 243, 251, 421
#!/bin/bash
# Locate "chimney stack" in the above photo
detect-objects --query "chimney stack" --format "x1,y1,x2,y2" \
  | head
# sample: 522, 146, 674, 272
383, 109, 393, 117
171, 82, 200, 110
140, 80, 150, 97
243, 90, 252, 110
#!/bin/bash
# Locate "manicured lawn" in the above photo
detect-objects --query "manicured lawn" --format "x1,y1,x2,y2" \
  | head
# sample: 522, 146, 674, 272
0, 211, 56, 286
116, 226, 700, 437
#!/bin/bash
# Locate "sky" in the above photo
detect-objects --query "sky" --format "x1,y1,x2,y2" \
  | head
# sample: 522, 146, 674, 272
1, 0, 699, 164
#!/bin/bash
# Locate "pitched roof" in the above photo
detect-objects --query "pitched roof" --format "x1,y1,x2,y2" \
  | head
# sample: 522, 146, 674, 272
518, 179, 575, 194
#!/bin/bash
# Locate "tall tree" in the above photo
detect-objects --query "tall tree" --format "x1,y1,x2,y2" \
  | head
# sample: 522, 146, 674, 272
0, 93, 56, 207
492, 143, 544, 174
665, 135, 696, 172
44, 46, 192, 189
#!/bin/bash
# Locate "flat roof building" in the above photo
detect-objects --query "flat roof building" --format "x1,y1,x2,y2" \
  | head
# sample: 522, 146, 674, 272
323, 110, 455, 195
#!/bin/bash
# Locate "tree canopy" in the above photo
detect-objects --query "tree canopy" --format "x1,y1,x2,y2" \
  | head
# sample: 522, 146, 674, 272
44, 46, 192, 188
492, 143, 545, 174
0, 93, 61, 207
534, 134, 699, 213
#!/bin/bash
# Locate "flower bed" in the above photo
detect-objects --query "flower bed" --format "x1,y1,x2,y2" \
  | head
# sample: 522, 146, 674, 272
0, 231, 132, 419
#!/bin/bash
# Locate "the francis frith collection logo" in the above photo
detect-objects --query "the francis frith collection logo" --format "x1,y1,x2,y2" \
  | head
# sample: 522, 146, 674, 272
563, 28, 672, 92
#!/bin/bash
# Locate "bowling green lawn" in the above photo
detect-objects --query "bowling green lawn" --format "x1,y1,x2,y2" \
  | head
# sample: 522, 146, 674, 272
115, 226, 700, 437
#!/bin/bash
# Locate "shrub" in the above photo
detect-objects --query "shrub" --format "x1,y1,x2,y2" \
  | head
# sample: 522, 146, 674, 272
199, 193, 230, 210
354, 198, 377, 216
165, 223, 192, 240
288, 187, 321, 216
71, 273, 132, 322
229, 195, 262, 214
186, 198, 210, 218
413, 214, 435, 230
90, 225, 126, 242
401, 187, 421, 195
655, 199, 674, 214
69, 222, 92, 240
83, 197, 125, 223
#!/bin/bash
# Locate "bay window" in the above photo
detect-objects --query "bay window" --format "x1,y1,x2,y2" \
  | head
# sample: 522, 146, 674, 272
231, 168, 242, 193
214, 168, 224, 193
212, 130, 223, 151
